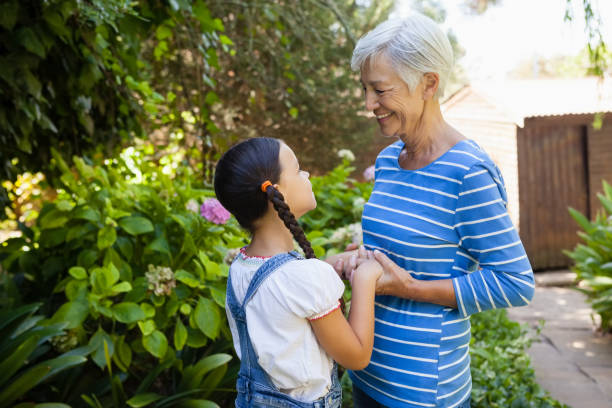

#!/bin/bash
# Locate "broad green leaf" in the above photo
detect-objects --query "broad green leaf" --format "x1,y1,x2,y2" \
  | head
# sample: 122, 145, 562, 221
49, 300, 88, 329
140, 303, 155, 318
113, 302, 146, 324
126, 393, 163, 408
0, 303, 41, 332
142, 330, 168, 359
174, 319, 187, 351
68, 266, 87, 280
72, 207, 101, 223
175, 270, 201, 288
17, 27, 46, 58
0, 0, 18, 30
569, 207, 593, 233
111, 282, 132, 293
194, 297, 220, 339
89, 329, 114, 369
209, 285, 226, 308
97, 225, 117, 250
147, 235, 171, 256
180, 353, 231, 392
119, 216, 154, 235
138, 320, 156, 336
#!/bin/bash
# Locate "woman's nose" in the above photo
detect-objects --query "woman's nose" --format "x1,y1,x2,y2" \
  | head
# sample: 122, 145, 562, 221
364, 91, 379, 111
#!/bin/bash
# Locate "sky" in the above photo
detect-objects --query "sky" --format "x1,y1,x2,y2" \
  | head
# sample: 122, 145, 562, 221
392, 0, 612, 80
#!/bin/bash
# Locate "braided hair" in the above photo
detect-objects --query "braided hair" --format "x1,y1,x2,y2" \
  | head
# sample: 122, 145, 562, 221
214, 137, 316, 259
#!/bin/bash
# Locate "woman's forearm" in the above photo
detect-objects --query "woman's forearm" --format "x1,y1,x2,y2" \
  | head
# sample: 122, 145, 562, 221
388, 275, 458, 309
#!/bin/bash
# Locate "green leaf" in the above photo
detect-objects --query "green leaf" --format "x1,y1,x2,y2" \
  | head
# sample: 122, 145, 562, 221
0, 0, 18, 30
174, 319, 187, 351
72, 206, 101, 223
180, 354, 232, 392
0, 364, 50, 407
142, 330, 168, 359
175, 270, 201, 288
147, 235, 171, 256
138, 319, 156, 336
209, 285, 226, 308
126, 393, 163, 408
69, 266, 87, 280
39, 209, 68, 230
194, 297, 220, 339
113, 302, 146, 324
119, 216, 154, 235
17, 28, 46, 58
89, 329, 114, 369
0, 335, 39, 388
289, 107, 299, 118
111, 282, 132, 293
569, 207, 593, 233
97, 225, 117, 250
219, 35, 233, 45
156, 25, 173, 40
181, 400, 219, 408
49, 300, 88, 329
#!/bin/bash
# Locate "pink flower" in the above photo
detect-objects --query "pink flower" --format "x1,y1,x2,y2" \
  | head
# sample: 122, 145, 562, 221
200, 198, 231, 224
363, 165, 375, 182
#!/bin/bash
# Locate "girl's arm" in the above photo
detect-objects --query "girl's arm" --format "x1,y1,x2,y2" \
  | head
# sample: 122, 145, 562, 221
309, 259, 381, 370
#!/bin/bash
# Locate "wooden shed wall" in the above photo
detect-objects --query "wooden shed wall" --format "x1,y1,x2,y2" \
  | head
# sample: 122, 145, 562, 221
587, 121, 612, 216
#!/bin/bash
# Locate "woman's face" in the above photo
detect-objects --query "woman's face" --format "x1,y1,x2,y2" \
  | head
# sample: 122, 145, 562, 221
360, 53, 425, 138
276, 143, 316, 218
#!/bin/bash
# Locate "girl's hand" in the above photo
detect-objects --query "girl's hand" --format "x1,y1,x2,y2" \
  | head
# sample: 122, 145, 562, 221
350, 258, 383, 286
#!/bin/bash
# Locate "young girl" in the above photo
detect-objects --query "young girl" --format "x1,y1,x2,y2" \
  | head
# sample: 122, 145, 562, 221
214, 137, 382, 407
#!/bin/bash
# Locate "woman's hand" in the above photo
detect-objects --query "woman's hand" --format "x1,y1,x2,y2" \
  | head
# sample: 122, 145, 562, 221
371, 250, 415, 296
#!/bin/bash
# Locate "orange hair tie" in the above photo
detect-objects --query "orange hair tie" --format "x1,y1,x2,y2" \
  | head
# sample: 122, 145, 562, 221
261, 180, 273, 193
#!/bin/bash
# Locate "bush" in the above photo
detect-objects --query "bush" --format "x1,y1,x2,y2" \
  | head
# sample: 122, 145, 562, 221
0, 145, 247, 406
470, 310, 567, 408
565, 180, 612, 332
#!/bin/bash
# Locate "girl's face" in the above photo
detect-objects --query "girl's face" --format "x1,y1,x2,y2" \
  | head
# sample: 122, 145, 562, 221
276, 143, 316, 218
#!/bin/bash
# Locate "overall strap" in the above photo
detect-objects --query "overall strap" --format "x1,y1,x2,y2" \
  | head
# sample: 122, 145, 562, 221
242, 251, 302, 308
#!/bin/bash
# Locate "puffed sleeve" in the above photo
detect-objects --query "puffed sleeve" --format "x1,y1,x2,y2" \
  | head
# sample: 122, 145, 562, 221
452, 162, 535, 317
275, 259, 345, 321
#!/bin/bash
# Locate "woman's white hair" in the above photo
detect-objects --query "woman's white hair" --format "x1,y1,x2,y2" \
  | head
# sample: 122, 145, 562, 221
351, 14, 454, 100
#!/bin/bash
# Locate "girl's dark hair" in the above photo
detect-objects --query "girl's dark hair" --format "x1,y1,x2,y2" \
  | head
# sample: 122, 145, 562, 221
214, 137, 315, 259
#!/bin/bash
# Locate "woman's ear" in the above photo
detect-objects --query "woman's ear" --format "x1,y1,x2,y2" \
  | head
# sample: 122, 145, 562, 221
422, 72, 439, 100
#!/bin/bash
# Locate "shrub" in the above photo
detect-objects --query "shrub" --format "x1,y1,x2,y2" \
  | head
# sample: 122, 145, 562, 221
0, 146, 247, 406
565, 180, 612, 332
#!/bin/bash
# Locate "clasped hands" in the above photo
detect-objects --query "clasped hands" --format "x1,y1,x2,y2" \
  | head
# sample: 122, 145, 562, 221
327, 244, 416, 296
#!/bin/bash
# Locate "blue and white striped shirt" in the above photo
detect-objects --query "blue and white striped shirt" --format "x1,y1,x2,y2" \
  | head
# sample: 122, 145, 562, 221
349, 139, 535, 408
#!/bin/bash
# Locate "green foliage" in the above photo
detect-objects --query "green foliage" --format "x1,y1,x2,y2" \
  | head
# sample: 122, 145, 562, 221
0, 303, 86, 408
470, 310, 567, 408
565, 180, 612, 332
0, 144, 247, 405
0, 0, 227, 216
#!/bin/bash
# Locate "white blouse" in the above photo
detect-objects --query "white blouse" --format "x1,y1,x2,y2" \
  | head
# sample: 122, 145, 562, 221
226, 250, 345, 402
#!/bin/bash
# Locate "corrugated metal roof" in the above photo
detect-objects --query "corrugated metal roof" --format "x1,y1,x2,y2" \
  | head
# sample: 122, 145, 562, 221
442, 78, 612, 127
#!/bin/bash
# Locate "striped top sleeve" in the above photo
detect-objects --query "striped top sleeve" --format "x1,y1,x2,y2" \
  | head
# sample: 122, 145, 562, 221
451, 162, 535, 317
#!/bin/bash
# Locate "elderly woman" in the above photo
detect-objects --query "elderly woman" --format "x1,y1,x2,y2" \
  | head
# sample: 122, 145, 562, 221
332, 14, 535, 408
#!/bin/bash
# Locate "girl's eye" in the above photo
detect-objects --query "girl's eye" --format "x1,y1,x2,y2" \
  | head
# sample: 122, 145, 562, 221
375, 89, 385, 95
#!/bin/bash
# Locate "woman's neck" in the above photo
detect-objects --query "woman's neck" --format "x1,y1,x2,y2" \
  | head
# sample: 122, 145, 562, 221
247, 212, 295, 257
399, 100, 464, 168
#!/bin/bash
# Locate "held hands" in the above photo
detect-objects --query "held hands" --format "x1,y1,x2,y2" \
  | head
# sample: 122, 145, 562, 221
331, 244, 416, 296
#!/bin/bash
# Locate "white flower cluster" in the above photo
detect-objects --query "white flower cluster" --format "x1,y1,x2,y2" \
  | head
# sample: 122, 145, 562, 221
185, 198, 200, 213
337, 149, 355, 162
329, 222, 363, 245
223, 247, 241, 265
146, 264, 176, 296
50, 331, 79, 353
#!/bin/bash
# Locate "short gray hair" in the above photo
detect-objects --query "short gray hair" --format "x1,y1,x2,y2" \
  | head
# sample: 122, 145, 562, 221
351, 14, 454, 100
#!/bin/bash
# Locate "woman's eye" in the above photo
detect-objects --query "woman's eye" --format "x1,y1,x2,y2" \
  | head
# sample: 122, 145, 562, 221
375, 89, 385, 95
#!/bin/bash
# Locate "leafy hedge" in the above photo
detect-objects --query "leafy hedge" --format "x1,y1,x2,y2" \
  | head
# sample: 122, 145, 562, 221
0, 144, 247, 406
565, 180, 612, 332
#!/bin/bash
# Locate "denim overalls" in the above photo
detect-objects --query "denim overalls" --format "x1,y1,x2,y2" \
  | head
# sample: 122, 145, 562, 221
226, 251, 342, 408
